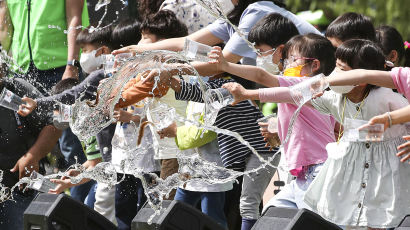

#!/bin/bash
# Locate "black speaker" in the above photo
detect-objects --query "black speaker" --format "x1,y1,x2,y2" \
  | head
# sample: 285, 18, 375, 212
252, 207, 342, 230
131, 200, 226, 230
396, 215, 410, 229
23, 193, 116, 230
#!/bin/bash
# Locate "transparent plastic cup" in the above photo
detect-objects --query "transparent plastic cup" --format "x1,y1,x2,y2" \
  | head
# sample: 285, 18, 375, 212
204, 88, 234, 124
0, 88, 25, 111
183, 38, 213, 62
257, 114, 281, 148
28, 171, 56, 193
150, 104, 176, 130
343, 118, 384, 142
289, 74, 328, 106
52, 103, 72, 130
102, 54, 115, 74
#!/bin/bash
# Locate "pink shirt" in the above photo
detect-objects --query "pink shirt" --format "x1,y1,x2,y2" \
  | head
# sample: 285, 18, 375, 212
259, 77, 336, 175
391, 67, 410, 101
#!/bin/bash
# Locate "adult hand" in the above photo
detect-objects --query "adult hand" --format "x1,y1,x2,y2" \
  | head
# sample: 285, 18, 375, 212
10, 152, 40, 179
222, 82, 248, 106
61, 65, 79, 80
397, 135, 410, 163
157, 122, 177, 139
208, 46, 228, 72
18, 97, 37, 116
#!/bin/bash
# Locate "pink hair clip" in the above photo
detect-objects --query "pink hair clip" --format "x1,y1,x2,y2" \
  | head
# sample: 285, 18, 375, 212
405, 41, 410, 49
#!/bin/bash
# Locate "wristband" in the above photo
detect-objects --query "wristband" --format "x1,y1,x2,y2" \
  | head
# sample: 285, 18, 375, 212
386, 112, 393, 128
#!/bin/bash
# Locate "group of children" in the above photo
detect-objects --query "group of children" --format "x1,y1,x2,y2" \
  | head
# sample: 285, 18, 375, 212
15, 3, 410, 230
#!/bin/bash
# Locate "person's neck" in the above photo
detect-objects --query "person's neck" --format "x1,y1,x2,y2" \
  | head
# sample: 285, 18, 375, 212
346, 87, 368, 103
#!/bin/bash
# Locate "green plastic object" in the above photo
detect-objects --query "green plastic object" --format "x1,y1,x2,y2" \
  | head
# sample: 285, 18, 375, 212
262, 102, 277, 116
297, 10, 330, 26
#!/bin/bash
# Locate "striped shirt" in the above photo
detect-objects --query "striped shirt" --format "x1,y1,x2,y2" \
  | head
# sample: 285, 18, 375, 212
175, 77, 276, 171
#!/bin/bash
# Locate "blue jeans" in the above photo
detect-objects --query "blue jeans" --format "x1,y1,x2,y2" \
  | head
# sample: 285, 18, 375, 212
175, 188, 227, 228
59, 127, 87, 169
115, 174, 147, 230
70, 180, 96, 204
84, 182, 97, 209
0, 190, 36, 230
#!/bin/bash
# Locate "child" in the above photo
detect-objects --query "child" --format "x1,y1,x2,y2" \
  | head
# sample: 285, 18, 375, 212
325, 12, 376, 48
224, 39, 410, 229
208, 33, 337, 213
110, 11, 189, 229
376, 25, 408, 67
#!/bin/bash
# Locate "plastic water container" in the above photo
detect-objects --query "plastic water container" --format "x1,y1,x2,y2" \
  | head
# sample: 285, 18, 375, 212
52, 103, 72, 130
183, 38, 213, 62
0, 88, 24, 111
343, 118, 384, 142
289, 74, 328, 106
27, 171, 56, 193
204, 88, 234, 125
150, 104, 176, 130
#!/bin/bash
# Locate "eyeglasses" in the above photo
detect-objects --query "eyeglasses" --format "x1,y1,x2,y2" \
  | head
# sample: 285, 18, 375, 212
283, 56, 316, 68
256, 48, 277, 57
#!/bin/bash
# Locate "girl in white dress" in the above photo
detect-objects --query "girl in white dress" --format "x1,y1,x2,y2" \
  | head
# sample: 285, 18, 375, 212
222, 39, 410, 229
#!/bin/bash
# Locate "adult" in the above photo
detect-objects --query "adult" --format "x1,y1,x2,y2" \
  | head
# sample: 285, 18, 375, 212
6, 0, 89, 92
0, 77, 61, 230
6, 0, 91, 203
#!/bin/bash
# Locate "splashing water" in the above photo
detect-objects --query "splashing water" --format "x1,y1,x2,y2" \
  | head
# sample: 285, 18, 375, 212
193, 0, 261, 55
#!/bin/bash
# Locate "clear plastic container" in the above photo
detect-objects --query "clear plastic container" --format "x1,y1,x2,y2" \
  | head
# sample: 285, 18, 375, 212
0, 88, 24, 111
102, 54, 115, 74
150, 104, 176, 130
183, 38, 213, 62
289, 74, 328, 106
204, 88, 234, 125
27, 171, 56, 193
343, 118, 384, 142
52, 103, 72, 130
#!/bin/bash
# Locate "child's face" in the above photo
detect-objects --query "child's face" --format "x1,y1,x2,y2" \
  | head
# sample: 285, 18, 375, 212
335, 59, 367, 96
284, 49, 317, 77
139, 31, 158, 45
81, 43, 101, 54
255, 43, 283, 67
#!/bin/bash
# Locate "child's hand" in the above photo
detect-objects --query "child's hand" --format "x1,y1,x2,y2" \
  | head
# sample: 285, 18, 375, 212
48, 169, 80, 194
17, 97, 37, 117
365, 113, 390, 131
140, 68, 172, 86
157, 122, 177, 139
397, 135, 410, 163
113, 109, 134, 123
208, 46, 228, 72
222, 82, 248, 106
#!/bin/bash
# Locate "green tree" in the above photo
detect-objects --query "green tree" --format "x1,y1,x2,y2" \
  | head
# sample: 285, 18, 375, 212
285, 0, 410, 40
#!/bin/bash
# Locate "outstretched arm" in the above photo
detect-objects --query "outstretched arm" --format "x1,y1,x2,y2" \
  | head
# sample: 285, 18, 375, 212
368, 105, 410, 129
209, 47, 280, 87
327, 69, 395, 88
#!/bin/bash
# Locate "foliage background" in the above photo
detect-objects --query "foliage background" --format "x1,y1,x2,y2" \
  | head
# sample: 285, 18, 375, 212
284, 0, 410, 40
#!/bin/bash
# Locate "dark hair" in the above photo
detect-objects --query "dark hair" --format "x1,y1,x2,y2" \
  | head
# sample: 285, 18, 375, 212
140, 10, 188, 39
248, 13, 299, 48
325, 12, 375, 42
335, 39, 385, 70
52, 78, 79, 95
228, 0, 286, 25
111, 19, 142, 50
376, 25, 406, 65
137, 0, 165, 20
282, 33, 336, 75
76, 25, 113, 49
336, 39, 385, 91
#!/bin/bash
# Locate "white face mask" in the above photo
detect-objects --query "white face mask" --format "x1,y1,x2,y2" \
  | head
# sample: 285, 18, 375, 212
80, 48, 103, 74
218, 0, 235, 15
256, 49, 279, 74
328, 69, 355, 94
